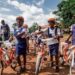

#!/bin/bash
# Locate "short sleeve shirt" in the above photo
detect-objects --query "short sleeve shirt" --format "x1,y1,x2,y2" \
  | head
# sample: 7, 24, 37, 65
70, 24, 75, 45
43, 27, 61, 45
14, 27, 26, 48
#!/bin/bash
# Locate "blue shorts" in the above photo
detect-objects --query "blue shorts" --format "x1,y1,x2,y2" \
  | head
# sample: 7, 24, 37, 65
49, 43, 59, 56
16, 44, 27, 56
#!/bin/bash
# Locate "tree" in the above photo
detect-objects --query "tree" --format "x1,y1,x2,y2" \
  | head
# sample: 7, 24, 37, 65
54, 0, 75, 28
12, 23, 17, 29
29, 22, 39, 33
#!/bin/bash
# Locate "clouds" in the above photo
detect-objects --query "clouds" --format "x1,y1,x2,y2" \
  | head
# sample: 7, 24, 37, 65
0, 0, 58, 31
0, 13, 16, 31
7, 0, 57, 26
7, 0, 20, 8
0, 7, 11, 12
36, 0, 45, 6
7, 0, 43, 14
33, 0, 45, 6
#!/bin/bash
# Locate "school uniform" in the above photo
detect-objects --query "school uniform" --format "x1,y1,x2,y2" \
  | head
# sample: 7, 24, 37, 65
44, 27, 61, 56
14, 27, 27, 55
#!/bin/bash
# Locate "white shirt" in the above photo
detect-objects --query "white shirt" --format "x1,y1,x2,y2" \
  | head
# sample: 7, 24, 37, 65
43, 27, 61, 45
49, 28, 61, 37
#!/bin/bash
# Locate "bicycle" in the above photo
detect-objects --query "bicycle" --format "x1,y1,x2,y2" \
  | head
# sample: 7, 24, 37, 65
35, 38, 63, 75
0, 45, 17, 75
35, 38, 49, 75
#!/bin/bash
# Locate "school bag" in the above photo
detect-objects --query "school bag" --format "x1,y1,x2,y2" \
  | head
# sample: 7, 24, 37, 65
48, 27, 62, 41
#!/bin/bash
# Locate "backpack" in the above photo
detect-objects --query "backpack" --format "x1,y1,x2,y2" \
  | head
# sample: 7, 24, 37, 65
48, 27, 61, 41
48, 27, 58, 38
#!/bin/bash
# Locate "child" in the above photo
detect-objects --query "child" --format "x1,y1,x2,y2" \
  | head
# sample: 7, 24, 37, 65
14, 16, 27, 74
36, 18, 62, 72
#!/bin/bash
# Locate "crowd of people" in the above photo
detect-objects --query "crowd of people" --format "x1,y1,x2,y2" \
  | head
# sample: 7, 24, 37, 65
0, 16, 75, 74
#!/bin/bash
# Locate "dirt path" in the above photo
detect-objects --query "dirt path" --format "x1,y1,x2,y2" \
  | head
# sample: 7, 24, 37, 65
0, 55, 71, 75
0, 34, 75, 75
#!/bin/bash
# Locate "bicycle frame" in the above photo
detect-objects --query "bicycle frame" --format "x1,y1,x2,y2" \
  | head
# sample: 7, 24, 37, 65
62, 45, 75, 75
0, 47, 17, 75
68, 49, 75, 75
35, 41, 46, 75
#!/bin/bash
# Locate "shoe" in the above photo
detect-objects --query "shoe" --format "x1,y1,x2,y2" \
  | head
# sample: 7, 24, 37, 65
21, 66, 26, 73
16, 67, 21, 74
16, 66, 25, 74
11, 62, 17, 71
55, 66, 59, 72
11, 65, 16, 71
50, 62, 54, 67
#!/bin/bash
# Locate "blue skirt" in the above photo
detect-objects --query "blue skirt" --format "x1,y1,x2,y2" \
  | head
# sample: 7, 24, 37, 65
49, 43, 59, 56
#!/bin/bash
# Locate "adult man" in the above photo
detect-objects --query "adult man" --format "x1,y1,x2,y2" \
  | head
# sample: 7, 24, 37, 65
1, 20, 10, 41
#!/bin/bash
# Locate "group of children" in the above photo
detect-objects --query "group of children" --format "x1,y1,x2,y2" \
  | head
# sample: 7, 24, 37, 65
0, 16, 75, 74
0, 16, 29, 74
32, 18, 75, 73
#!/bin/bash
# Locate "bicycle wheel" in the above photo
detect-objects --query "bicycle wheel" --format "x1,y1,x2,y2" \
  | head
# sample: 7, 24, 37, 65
35, 53, 42, 75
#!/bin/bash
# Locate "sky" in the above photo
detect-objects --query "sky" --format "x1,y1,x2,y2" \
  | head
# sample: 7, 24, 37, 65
0, 0, 61, 30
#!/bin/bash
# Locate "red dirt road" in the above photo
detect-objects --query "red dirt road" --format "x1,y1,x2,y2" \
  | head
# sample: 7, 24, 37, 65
0, 34, 75, 75
0, 54, 73, 75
